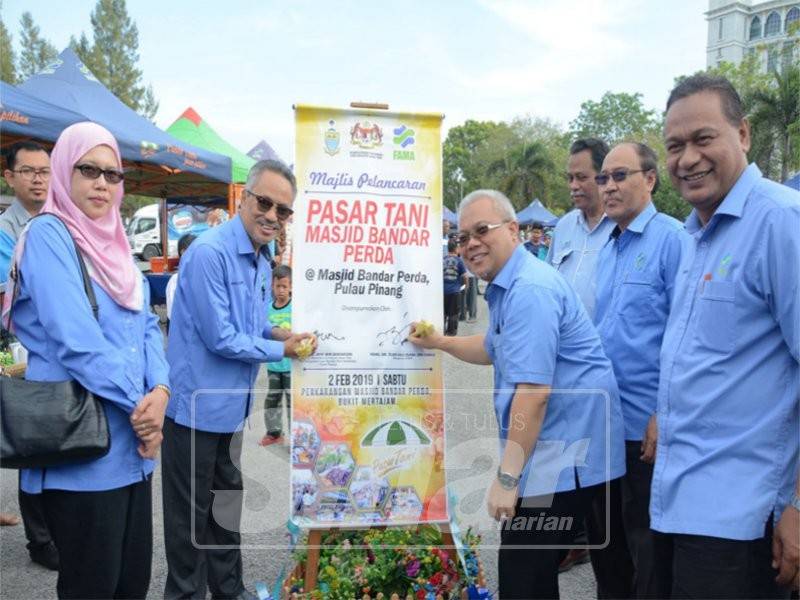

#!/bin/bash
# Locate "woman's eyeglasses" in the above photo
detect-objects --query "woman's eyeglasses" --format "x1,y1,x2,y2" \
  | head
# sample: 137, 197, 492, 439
455, 221, 508, 246
73, 164, 125, 184
245, 190, 294, 220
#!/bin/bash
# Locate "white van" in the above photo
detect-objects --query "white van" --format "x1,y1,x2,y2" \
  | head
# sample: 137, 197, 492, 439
127, 204, 177, 259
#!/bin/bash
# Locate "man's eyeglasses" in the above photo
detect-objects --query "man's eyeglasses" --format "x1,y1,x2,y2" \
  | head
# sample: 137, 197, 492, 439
455, 221, 508, 246
594, 168, 649, 186
73, 164, 124, 184
11, 167, 50, 181
245, 190, 294, 220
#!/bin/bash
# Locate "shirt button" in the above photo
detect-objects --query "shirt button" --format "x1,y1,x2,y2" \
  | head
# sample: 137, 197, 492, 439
131, 347, 137, 353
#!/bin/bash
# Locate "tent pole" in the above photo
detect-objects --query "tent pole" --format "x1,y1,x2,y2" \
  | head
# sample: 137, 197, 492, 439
160, 198, 169, 258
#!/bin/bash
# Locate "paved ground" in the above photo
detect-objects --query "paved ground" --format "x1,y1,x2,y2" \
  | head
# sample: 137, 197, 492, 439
0, 294, 596, 598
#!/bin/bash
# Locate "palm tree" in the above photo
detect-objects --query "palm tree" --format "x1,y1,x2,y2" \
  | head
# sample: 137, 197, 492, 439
750, 64, 800, 182
486, 141, 553, 209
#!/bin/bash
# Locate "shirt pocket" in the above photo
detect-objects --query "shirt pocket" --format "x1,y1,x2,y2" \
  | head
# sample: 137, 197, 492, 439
552, 248, 573, 271
695, 280, 736, 353
617, 272, 657, 326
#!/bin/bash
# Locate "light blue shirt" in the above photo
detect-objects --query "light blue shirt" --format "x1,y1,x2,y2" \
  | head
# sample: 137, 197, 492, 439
10, 215, 169, 493
484, 245, 626, 496
594, 202, 687, 440
547, 209, 615, 318
0, 199, 34, 291
167, 215, 284, 433
651, 164, 800, 540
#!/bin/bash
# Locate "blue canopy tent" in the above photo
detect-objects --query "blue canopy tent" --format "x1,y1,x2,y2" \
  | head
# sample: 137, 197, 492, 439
443, 206, 457, 225
784, 173, 800, 191
516, 199, 558, 226
0, 81, 87, 145
19, 48, 232, 198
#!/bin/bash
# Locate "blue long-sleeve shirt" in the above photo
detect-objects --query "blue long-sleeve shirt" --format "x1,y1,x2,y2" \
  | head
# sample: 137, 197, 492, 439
166, 215, 284, 433
594, 203, 687, 440
484, 245, 626, 496
651, 164, 800, 540
10, 215, 169, 493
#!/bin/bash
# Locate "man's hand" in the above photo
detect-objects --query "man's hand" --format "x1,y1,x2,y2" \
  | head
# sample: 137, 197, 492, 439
640, 414, 658, 464
407, 321, 445, 350
487, 478, 519, 522
137, 431, 163, 459
131, 387, 169, 439
773, 505, 800, 588
271, 325, 292, 342
284, 333, 318, 359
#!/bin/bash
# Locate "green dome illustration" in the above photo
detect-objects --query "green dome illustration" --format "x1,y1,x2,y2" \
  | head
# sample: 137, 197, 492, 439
361, 420, 431, 447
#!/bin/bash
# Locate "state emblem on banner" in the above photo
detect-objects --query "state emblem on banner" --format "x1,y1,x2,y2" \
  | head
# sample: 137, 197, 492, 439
350, 121, 383, 149
323, 120, 340, 155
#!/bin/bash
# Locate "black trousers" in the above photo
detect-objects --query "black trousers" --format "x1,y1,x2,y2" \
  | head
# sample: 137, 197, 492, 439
499, 483, 599, 599
444, 292, 459, 335
655, 518, 790, 600
264, 370, 291, 435
162, 417, 245, 599
19, 472, 53, 551
41, 476, 152, 599
587, 476, 635, 599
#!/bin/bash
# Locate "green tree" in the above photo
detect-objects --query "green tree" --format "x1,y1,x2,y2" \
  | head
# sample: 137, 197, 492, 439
569, 92, 661, 145
72, 0, 158, 119
442, 119, 509, 209
17, 11, 58, 80
0, 2, 17, 83
486, 140, 553, 210
750, 64, 800, 181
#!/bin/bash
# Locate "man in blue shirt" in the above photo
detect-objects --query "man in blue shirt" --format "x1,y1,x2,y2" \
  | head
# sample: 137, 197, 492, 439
410, 189, 625, 599
594, 142, 686, 597
523, 223, 547, 260
162, 160, 316, 600
653, 74, 800, 596
0, 141, 58, 571
547, 138, 616, 319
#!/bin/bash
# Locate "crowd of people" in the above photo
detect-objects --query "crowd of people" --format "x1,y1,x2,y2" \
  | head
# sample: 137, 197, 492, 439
413, 74, 800, 599
0, 72, 797, 600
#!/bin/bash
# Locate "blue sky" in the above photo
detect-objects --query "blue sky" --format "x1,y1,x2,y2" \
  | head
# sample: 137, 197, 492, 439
3, 1, 709, 162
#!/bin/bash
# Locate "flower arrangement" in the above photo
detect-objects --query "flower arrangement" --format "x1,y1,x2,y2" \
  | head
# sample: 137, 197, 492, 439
284, 525, 488, 600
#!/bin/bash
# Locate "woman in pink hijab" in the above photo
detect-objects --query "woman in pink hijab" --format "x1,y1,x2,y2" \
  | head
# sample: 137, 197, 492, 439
5, 122, 169, 599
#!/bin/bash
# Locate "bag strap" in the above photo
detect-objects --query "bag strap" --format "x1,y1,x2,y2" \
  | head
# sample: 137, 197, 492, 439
8, 213, 99, 325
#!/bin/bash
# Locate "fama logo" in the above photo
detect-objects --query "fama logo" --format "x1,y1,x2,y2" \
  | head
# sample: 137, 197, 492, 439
392, 125, 415, 160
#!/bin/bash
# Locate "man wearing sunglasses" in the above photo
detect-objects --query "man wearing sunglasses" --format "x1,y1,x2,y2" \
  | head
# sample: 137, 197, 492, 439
651, 75, 800, 596
592, 142, 687, 597
409, 189, 625, 599
546, 138, 615, 319
162, 160, 317, 600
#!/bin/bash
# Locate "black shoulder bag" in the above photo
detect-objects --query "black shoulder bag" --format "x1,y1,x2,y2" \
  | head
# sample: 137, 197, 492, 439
0, 215, 110, 469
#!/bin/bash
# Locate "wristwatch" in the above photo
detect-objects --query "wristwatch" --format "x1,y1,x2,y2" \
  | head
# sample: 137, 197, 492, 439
496, 468, 520, 490
790, 494, 800, 512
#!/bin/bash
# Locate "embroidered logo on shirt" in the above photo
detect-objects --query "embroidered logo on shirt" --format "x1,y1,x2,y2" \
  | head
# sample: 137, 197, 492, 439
717, 254, 732, 278
634, 253, 647, 271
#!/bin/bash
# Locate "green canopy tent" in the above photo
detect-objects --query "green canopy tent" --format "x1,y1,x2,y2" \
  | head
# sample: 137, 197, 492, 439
166, 107, 255, 183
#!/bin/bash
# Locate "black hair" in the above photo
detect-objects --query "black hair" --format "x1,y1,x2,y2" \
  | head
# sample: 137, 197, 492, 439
630, 142, 661, 195
531, 223, 544, 231
273, 264, 292, 281
5, 141, 48, 171
569, 138, 609, 172
177, 233, 197, 257
667, 74, 744, 127
447, 239, 457, 253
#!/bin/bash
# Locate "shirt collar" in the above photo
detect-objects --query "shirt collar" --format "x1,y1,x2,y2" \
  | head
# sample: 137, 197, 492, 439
231, 215, 256, 256
627, 201, 657, 234
684, 163, 760, 233
577, 209, 610, 234
8, 199, 32, 228
488, 244, 527, 292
